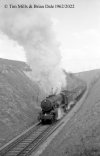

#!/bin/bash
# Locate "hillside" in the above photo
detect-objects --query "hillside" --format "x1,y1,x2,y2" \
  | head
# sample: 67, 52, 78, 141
76, 69, 100, 85
0, 58, 45, 147
40, 69, 100, 156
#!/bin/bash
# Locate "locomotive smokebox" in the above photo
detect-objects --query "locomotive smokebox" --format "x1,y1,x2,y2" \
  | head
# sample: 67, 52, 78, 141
41, 99, 53, 112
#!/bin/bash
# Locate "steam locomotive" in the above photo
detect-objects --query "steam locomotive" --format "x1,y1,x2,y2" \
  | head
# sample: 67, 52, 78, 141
38, 85, 86, 123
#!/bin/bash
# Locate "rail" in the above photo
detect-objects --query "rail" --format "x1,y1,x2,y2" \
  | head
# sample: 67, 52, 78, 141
0, 122, 41, 155
0, 120, 64, 156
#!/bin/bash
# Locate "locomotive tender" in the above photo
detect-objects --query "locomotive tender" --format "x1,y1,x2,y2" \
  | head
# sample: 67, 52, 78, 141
38, 85, 86, 123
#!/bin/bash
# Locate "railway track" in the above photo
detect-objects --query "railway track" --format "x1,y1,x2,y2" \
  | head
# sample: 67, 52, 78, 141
0, 87, 86, 156
0, 121, 64, 156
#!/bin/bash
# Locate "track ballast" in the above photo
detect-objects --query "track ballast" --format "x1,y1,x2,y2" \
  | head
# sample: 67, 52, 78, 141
0, 121, 64, 156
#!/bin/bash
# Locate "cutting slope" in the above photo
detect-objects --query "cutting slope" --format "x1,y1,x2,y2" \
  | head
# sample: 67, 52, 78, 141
40, 70, 100, 156
0, 58, 44, 147
76, 69, 100, 85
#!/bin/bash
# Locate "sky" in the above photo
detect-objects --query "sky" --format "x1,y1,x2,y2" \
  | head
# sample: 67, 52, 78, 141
0, 0, 100, 73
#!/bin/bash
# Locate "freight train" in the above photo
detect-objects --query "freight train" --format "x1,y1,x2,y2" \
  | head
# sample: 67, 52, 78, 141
38, 85, 86, 123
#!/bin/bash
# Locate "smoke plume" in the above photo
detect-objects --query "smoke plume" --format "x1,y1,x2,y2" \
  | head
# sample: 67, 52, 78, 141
0, 8, 66, 95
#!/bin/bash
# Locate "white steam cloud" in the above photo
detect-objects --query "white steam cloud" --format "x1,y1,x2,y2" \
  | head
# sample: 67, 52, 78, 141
0, 8, 67, 95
